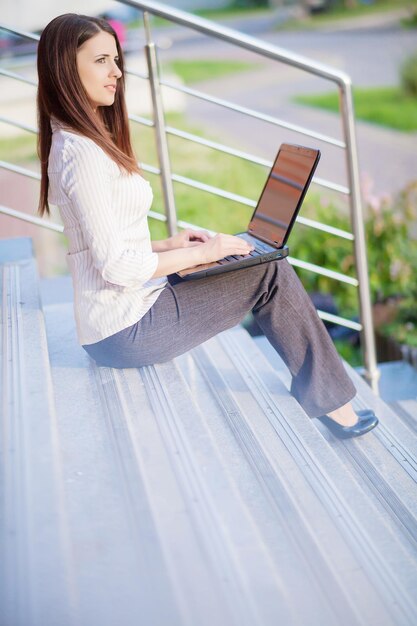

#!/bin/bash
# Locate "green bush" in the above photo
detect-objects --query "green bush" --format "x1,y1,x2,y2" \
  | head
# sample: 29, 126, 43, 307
401, 51, 417, 96
401, 7, 417, 29
290, 200, 357, 313
291, 181, 417, 318
365, 181, 417, 303
381, 301, 417, 348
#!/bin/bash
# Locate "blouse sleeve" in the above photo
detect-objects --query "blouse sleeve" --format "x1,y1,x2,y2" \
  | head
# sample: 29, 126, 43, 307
61, 137, 158, 288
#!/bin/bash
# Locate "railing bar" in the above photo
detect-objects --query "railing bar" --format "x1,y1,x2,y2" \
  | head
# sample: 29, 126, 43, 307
159, 78, 346, 148
0, 117, 37, 134
316, 311, 362, 332
125, 68, 150, 81
128, 113, 155, 128
141, 163, 161, 175
314, 177, 350, 195
166, 124, 272, 165
0, 205, 63, 232
288, 256, 358, 286
0, 161, 40, 180
148, 210, 167, 222
0, 23, 40, 41
177, 217, 215, 235
172, 172, 255, 205
0, 68, 37, 87
296, 217, 353, 240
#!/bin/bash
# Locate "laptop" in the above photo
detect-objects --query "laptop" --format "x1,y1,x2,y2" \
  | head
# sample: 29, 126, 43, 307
177, 143, 321, 280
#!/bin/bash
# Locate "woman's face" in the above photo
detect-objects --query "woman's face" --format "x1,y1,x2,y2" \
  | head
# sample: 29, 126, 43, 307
76, 30, 122, 111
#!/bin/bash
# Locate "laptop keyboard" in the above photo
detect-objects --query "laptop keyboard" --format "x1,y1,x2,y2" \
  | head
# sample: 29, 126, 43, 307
216, 238, 274, 265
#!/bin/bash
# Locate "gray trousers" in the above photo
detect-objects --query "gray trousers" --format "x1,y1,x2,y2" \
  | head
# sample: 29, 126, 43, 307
83, 259, 356, 418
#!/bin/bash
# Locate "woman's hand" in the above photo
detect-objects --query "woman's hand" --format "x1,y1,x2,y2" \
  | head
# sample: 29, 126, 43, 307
151, 231, 254, 279
165, 229, 211, 250
199, 233, 254, 264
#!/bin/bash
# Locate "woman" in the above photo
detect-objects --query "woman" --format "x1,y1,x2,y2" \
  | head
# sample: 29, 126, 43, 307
37, 13, 378, 439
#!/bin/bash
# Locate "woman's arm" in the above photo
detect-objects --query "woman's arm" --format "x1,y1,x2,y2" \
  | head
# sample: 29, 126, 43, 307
151, 240, 169, 253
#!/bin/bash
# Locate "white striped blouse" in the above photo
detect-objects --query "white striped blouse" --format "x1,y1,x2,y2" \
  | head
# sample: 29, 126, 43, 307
48, 120, 167, 345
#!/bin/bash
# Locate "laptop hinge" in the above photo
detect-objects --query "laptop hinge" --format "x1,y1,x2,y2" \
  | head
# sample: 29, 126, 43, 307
248, 229, 282, 249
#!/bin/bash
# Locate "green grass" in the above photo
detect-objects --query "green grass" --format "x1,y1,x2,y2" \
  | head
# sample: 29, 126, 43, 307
294, 86, 417, 132
0, 132, 38, 163
165, 59, 257, 84
401, 4, 417, 27
314, 0, 413, 20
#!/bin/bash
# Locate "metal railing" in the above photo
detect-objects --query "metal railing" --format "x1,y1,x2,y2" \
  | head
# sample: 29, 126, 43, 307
0, 0, 379, 390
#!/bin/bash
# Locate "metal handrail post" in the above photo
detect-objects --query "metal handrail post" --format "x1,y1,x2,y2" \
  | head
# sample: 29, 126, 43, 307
143, 11, 177, 236
339, 81, 380, 393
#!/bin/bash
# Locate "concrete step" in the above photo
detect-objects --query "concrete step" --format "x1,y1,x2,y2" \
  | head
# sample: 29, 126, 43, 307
389, 399, 417, 434
0, 238, 72, 626
3, 258, 417, 626
41, 293, 416, 626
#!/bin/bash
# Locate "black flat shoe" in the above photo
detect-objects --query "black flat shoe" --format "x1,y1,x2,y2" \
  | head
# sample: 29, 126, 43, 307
315, 409, 379, 439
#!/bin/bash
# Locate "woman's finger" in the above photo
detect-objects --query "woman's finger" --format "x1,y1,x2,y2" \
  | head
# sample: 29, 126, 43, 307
190, 231, 210, 242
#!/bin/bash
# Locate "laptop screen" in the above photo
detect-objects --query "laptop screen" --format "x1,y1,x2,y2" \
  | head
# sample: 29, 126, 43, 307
248, 144, 320, 247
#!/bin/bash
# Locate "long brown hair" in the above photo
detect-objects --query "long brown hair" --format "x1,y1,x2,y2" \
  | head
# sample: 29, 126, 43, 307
37, 13, 139, 216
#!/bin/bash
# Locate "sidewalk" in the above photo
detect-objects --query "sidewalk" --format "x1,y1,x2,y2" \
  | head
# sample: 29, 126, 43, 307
125, 5, 412, 48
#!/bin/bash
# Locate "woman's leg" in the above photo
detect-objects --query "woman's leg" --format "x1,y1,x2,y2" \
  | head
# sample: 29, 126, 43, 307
83, 259, 356, 419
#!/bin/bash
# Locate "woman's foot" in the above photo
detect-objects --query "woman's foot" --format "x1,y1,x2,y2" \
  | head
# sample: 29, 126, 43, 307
327, 403, 359, 427
315, 408, 379, 439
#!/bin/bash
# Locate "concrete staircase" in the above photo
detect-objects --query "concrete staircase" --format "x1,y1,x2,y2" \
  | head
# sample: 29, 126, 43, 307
1, 237, 417, 626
